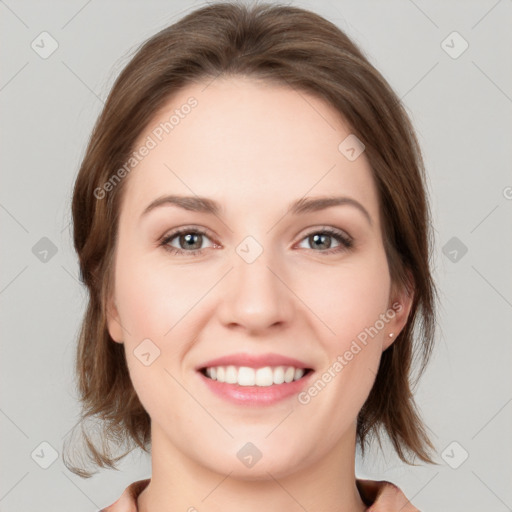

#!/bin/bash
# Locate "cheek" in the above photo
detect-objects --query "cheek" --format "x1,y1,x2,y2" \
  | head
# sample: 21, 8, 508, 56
302, 253, 391, 414
114, 252, 209, 339
301, 252, 391, 347
114, 252, 192, 416
115, 240, 391, 350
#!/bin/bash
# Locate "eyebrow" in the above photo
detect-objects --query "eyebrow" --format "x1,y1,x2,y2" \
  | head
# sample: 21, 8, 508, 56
140, 194, 372, 225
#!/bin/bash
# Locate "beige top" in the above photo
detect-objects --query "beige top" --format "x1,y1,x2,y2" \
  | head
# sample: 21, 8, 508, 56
100, 477, 420, 511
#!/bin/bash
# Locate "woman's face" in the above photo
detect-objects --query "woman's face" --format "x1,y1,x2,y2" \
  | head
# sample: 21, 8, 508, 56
107, 76, 411, 478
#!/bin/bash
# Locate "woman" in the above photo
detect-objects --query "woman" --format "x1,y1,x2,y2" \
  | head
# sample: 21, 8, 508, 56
64, 2, 438, 511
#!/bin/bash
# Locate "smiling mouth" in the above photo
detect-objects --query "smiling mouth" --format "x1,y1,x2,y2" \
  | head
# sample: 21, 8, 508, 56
199, 365, 314, 387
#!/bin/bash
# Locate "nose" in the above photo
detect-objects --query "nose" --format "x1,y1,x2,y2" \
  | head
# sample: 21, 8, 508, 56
216, 247, 295, 334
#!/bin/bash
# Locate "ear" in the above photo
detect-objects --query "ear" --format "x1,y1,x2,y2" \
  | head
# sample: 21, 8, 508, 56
106, 293, 125, 344
382, 270, 414, 351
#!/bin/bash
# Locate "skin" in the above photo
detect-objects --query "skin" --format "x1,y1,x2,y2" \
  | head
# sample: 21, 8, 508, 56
106, 76, 412, 512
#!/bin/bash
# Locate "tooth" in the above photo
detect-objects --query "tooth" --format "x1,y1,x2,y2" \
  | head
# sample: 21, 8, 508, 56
284, 366, 295, 383
216, 366, 226, 383
238, 366, 256, 386
273, 366, 285, 384
225, 365, 237, 384
205, 365, 308, 386
255, 367, 273, 386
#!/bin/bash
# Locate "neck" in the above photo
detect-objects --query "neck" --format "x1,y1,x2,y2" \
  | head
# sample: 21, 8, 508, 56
138, 422, 367, 512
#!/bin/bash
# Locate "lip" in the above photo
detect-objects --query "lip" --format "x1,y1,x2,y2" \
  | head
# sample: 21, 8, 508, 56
196, 352, 313, 371
197, 368, 314, 406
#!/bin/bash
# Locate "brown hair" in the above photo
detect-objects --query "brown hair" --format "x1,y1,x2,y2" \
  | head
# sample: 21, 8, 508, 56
64, 1, 438, 477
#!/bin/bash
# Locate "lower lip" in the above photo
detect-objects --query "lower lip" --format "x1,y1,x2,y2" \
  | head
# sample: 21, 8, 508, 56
198, 370, 314, 406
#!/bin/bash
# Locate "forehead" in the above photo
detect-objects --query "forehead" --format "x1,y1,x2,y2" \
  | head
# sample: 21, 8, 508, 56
122, 76, 380, 225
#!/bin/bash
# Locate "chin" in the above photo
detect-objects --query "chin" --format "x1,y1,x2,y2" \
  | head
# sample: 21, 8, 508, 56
193, 439, 310, 480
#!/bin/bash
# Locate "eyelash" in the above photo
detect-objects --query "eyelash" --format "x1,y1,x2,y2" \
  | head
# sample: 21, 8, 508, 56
159, 226, 353, 257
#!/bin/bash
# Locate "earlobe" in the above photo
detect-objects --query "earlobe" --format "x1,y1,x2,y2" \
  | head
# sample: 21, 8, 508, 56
106, 296, 124, 344
385, 331, 396, 351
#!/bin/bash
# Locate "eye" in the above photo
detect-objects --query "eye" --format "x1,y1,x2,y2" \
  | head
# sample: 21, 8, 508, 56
159, 226, 353, 257
159, 227, 216, 256
296, 227, 353, 255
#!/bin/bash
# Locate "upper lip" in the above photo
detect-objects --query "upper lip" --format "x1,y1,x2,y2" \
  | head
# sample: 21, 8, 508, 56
196, 352, 314, 370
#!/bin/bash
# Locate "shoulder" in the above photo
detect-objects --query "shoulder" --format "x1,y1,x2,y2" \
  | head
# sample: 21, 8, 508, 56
100, 478, 150, 512
356, 478, 420, 511
99, 477, 417, 511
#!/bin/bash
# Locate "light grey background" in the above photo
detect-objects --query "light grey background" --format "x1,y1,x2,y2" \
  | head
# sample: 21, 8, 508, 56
1, 1, 511, 511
